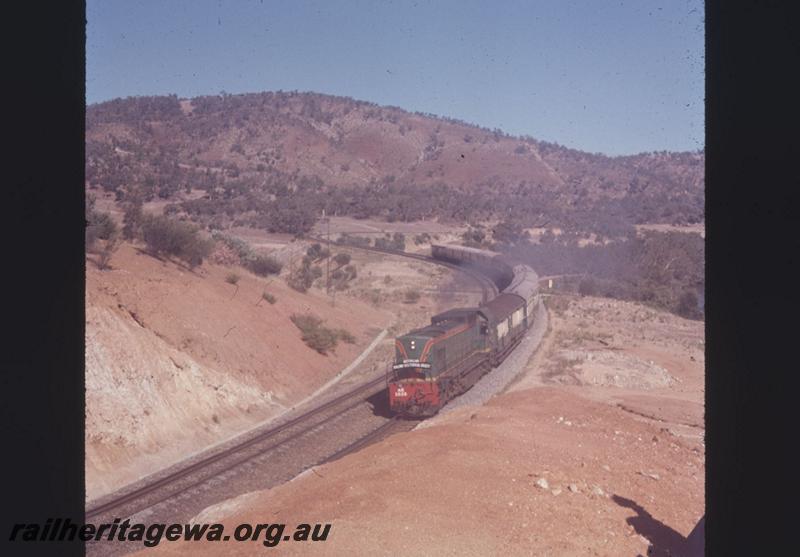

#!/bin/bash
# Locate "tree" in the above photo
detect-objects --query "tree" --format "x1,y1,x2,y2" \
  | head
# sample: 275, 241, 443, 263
245, 253, 282, 276
333, 253, 351, 267
493, 220, 528, 246
85, 196, 118, 253
140, 214, 213, 268
97, 228, 120, 270
392, 232, 406, 251
122, 196, 144, 240
676, 290, 700, 319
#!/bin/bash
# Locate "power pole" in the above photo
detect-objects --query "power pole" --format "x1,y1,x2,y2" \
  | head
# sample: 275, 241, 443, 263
325, 209, 330, 298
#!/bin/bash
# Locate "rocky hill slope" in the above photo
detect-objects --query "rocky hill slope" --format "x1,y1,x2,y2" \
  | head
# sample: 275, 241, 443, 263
85, 242, 394, 500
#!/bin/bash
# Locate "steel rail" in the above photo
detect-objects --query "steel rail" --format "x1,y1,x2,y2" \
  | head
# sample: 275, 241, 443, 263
85, 375, 386, 520
307, 236, 500, 302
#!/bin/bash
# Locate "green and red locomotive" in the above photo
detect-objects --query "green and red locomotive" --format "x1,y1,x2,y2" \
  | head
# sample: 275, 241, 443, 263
388, 244, 539, 417
388, 294, 533, 416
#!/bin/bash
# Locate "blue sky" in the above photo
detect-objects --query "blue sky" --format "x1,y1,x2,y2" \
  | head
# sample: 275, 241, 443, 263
87, 0, 704, 156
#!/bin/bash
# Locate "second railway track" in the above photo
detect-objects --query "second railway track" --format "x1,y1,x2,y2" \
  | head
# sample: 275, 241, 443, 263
308, 236, 500, 303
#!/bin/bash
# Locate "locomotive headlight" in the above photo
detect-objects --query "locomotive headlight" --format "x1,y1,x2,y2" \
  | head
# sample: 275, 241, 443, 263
410, 340, 416, 349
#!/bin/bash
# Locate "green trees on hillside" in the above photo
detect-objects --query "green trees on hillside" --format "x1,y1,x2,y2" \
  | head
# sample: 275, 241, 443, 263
140, 215, 213, 268
85, 195, 120, 270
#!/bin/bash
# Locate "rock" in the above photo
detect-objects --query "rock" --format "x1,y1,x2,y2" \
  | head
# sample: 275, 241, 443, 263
592, 486, 604, 496
568, 483, 579, 493
602, 465, 611, 472
564, 420, 573, 426
551, 488, 562, 496
535, 478, 549, 490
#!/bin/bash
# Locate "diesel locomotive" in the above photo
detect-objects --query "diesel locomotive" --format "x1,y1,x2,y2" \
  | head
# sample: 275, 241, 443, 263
388, 245, 539, 417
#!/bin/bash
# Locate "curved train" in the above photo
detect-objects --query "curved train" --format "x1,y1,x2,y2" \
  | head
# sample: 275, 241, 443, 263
388, 245, 539, 417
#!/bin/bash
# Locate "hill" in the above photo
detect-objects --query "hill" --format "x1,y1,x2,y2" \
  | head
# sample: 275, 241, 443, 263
86, 91, 704, 238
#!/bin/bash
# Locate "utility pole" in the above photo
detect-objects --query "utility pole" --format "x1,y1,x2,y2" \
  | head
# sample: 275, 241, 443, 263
325, 209, 330, 298
289, 239, 294, 276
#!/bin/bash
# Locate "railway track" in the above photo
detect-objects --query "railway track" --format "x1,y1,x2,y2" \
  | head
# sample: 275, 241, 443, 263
84, 239, 498, 556
86, 375, 388, 522
85, 382, 419, 556
322, 417, 415, 465
308, 236, 499, 303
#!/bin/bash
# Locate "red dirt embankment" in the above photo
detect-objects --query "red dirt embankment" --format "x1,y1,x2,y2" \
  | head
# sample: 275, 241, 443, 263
144, 296, 704, 556
145, 388, 702, 556
86, 243, 393, 500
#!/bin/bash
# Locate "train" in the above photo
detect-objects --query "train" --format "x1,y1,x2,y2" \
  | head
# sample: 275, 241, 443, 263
387, 245, 539, 417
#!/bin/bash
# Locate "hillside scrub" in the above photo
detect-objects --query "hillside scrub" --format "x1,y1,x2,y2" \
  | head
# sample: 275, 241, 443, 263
374, 232, 406, 251
141, 214, 214, 268
85, 195, 118, 249
244, 253, 283, 277
210, 232, 282, 276
290, 313, 354, 355
86, 196, 121, 269
287, 258, 323, 293
403, 289, 421, 304
86, 92, 702, 238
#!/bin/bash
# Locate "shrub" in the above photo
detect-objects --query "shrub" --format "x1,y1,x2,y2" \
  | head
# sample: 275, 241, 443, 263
336, 329, 356, 344
343, 264, 357, 279
676, 290, 700, 319
333, 253, 351, 267
287, 274, 310, 293
122, 198, 144, 240
375, 232, 406, 251
336, 233, 371, 247
403, 289, 421, 304
86, 203, 118, 251
245, 253, 282, 276
414, 232, 431, 245
369, 289, 382, 305
210, 231, 253, 260
208, 232, 282, 276
225, 272, 241, 285
262, 291, 277, 304
290, 313, 337, 355
91, 212, 117, 241
578, 278, 597, 296
97, 230, 120, 270
288, 261, 323, 292
141, 214, 214, 267
306, 243, 325, 260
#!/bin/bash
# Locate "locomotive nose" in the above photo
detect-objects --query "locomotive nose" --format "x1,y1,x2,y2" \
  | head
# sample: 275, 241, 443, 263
388, 380, 441, 417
